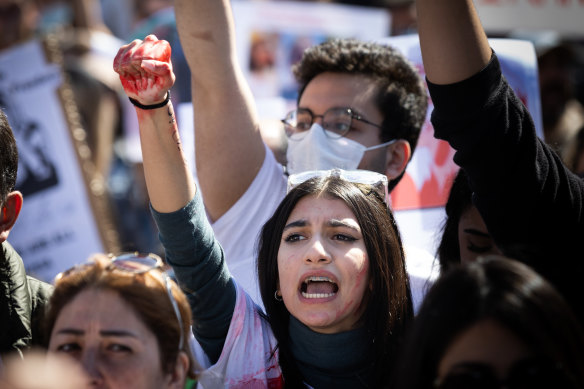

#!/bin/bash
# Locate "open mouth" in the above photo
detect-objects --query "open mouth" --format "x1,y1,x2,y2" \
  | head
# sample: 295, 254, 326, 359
300, 276, 339, 299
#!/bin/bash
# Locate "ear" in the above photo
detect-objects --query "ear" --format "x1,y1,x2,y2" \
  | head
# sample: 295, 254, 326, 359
383, 140, 411, 181
0, 191, 23, 242
165, 351, 189, 389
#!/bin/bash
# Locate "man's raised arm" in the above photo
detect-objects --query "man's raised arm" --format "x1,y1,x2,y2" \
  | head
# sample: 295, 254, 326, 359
175, 0, 265, 222
416, 0, 492, 85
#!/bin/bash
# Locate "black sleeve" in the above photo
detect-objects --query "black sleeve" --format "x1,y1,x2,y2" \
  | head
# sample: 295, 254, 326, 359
428, 54, 584, 320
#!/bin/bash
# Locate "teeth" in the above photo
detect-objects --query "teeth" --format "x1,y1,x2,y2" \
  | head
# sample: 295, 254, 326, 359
301, 292, 336, 299
304, 276, 334, 283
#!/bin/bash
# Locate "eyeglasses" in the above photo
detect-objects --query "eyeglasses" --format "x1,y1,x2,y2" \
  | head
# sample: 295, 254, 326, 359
287, 168, 389, 205
281, 107, 382, 140
56, 252, 185, 351
434, 358, 577, 389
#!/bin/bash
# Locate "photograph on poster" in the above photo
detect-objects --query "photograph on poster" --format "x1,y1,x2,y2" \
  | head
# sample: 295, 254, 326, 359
233, 0, 390, 102
0, 39, 114, 281
0, 92, 60, 198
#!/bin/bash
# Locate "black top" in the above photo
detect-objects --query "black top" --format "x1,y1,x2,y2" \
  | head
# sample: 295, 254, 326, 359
289, 316, 375, 388
427, 54, 584, 321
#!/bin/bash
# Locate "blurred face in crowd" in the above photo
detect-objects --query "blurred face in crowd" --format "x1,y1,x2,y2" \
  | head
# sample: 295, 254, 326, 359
0, 0, 39, 51
458, 205, 501, 263
48, 288, 184, 389
277, 195, 370, 334
0, 350, 89, 389
538, 48, 575, 130
436, 319, 534, 387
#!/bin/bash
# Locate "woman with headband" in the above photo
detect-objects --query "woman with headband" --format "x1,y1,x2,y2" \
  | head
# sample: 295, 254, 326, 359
113, 35, 413, 387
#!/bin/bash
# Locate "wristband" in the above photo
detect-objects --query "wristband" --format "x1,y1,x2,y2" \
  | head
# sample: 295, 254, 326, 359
129, 91, 171, 110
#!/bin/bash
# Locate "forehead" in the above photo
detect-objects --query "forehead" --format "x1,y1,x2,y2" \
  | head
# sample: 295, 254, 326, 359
288, 195, 358, 223
298, 72, 382, 122
438, 319, 532, 378
459, 206, 488, 232
53, 288, 147, 331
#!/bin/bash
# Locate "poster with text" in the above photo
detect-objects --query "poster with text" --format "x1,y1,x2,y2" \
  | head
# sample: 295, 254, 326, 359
0, 39, 118, 281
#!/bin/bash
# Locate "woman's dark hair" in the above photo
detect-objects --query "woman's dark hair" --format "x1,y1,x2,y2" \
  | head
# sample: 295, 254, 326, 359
394, 255, 584, 389
436, 168, 473, 271
43, 254, 197, 379
257, 175, 413, 387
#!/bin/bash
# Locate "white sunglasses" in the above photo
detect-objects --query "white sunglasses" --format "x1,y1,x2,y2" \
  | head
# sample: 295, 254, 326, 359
287, 168, 389, 205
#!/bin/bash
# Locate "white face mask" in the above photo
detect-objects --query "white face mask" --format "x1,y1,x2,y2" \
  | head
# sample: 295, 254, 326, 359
286, 123, 396, 175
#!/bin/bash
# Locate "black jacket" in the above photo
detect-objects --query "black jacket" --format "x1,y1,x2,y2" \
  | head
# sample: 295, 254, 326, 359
1, 241, 53, 357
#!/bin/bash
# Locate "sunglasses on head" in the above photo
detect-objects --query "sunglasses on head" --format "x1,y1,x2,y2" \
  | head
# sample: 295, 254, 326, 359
56, 252, 185, 351
287, 168, 389, 206
434, 357, 577, 389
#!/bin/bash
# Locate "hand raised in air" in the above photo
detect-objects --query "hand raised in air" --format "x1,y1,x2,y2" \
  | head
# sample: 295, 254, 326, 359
113, 35, 175, 107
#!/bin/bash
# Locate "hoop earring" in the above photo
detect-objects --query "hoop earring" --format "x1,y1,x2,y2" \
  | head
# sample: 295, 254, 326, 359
274, 290, 283, 302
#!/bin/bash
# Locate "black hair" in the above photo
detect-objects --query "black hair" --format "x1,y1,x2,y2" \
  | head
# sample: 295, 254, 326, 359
436, 168, 473, 270
0, 109, 19, 207
394, 255, 584, 389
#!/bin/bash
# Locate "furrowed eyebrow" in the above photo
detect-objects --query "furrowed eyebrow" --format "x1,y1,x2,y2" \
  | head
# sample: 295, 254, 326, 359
54, 328, 138, 338
463, 228, 491, 238
328, 219, 360, 232
55, 328, 84, 336
284, 219, 308, 231
100, 330, 138, 338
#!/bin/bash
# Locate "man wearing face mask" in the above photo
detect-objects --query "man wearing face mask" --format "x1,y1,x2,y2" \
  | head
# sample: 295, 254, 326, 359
134, 0, 429, 308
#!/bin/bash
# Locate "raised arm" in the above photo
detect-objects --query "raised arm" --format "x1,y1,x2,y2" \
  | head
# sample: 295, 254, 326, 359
113, 35, 194, 212
415, 0, 584, 321
416, 0, 492, 84
113, 37, 236, 362
174, 0, 265, 222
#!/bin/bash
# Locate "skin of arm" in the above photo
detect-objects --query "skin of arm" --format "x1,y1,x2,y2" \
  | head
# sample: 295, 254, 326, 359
114, 37, 236, 361
113, 35, 194, 213
416, 0, 492, 85
174, 0, 265, 222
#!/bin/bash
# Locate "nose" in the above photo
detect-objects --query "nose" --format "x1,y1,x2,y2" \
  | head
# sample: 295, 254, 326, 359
80, 348, 104, 387
304, 236, 332, 264
312, 113, 325, 127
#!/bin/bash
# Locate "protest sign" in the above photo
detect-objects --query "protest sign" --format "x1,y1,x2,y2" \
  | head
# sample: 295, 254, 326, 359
232, 0, 390, 102
0, 37, 119, 281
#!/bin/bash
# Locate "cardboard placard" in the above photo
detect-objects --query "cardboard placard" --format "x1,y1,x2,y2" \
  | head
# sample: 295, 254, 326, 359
0, 37, 119, 281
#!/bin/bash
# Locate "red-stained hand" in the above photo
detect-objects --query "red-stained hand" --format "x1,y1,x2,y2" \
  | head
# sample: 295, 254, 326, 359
113, 35, 175, 105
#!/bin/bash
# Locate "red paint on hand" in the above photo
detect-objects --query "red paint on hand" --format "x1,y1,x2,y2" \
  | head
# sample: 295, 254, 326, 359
113, 35, 174, 105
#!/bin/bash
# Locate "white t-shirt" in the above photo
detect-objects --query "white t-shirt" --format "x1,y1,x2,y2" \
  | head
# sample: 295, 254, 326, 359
196, 283, 283, 388
210, 145, 438, 312
211, 145, 286, 306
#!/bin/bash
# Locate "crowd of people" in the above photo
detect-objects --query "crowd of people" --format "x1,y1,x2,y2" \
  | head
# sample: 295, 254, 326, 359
1, 0, 584, 388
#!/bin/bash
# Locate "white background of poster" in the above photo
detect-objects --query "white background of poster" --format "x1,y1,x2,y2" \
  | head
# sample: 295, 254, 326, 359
0, 40, 105, 281
475, 0, 584, 36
